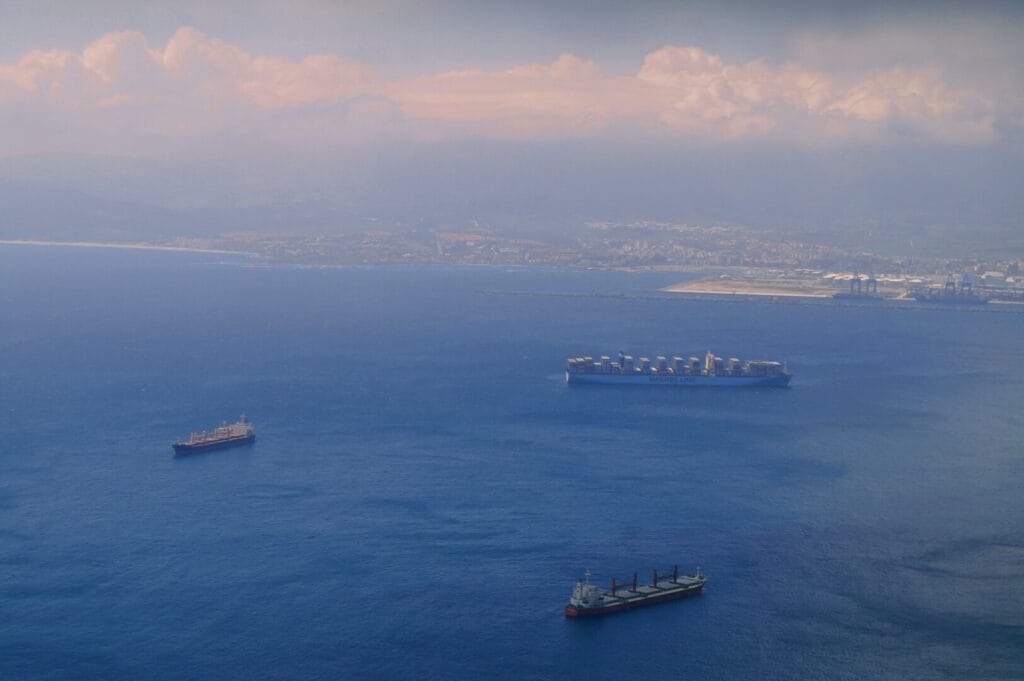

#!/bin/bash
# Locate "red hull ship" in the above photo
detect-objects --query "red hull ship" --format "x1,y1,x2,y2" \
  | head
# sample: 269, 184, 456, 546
565, 566, 706, 618
172, 415, 255, 455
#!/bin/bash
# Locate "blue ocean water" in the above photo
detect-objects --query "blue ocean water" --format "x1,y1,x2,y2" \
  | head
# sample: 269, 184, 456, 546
1, 246, 1022, 680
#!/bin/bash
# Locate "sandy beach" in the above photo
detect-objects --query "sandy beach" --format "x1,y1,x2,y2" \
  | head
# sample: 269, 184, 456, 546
662, 279, 836, 299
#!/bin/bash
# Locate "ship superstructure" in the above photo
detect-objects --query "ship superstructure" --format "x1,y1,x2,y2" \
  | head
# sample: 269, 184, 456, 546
566, 351, 790, 387
172, 415, 255, 454
565, 566, 706, 618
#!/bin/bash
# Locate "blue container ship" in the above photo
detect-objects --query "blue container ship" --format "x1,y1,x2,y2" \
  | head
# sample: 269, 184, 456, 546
566, 351, 791, 387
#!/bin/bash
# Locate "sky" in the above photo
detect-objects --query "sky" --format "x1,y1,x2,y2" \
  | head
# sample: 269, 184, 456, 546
0, 1, 1022, 246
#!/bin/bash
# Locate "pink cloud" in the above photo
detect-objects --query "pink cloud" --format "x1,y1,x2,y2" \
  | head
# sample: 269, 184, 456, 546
826, 68, 996, 143
384, 55, 641, 136
0, 27, 1006, 151
159, 27, 376, 109
0, 27, 376, 111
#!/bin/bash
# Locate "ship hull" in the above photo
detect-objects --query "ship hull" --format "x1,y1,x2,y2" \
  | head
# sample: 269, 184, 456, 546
567, 372, 790, 387
565, 582, 704, 618
172, 433, 255, 455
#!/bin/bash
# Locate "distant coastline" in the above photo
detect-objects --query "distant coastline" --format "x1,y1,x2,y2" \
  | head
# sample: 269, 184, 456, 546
0, 239, 245, 256
662, 279, 837, 299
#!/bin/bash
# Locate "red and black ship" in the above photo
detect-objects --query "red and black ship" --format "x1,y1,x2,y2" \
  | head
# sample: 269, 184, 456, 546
172, 415, 255, 454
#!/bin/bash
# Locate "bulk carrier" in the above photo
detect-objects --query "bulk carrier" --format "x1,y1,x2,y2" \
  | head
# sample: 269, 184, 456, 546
172, 415, 255, 454
565, 566, 706, 618
566, 351, 790, 387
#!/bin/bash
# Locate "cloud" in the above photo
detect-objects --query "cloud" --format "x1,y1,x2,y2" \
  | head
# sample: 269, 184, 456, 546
0, 28, 377, 110
159, 27, 377, 109
825, 68, 996, 143
0, 26, 1011, 153
384, 55, 643, 136
635, 47, 829, 138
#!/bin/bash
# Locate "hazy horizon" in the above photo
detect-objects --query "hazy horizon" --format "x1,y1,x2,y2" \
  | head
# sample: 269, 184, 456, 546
1, 1, 1022, 254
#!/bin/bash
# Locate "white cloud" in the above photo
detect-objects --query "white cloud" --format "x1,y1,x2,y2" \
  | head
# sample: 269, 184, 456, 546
159, 27, 376, 109
384, 55, 638, 136
0, 26, 1012, 153
826, 69, 996, 143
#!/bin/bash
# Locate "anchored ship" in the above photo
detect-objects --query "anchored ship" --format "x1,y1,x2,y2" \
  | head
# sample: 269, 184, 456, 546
565, 565, 706, 618
172, 415, 255, 454
566, 351, 791, 387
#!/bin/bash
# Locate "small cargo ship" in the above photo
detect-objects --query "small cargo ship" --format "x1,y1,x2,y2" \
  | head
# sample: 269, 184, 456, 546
566, 351, 790, 387
172, 415, 255, 454
565, 566, 706, 618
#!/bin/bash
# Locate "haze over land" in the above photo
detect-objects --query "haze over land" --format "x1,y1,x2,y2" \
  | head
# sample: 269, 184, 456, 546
1, 1, 1022, 260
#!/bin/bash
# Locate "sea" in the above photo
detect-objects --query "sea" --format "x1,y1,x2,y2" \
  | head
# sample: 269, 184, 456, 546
1, 245, 1022, 681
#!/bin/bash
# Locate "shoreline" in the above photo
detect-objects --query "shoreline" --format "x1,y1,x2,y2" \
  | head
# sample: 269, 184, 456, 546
0, 239, 248, 256
665, 287, 831, 299
663, 281, 1024, 308
661, 281, 837, 299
